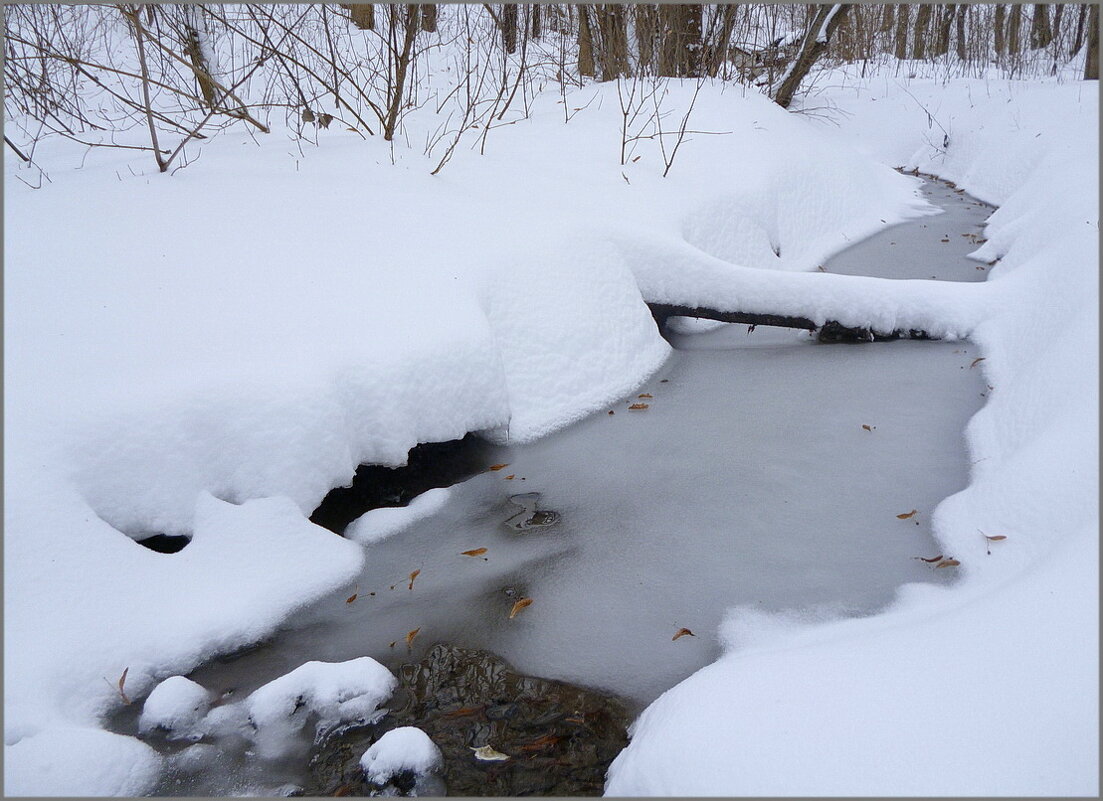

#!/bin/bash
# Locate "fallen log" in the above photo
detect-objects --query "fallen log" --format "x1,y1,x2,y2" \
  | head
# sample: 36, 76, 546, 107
647, 303, 936, 343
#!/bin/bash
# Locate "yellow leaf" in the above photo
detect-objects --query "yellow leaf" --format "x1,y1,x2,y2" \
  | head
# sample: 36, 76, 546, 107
985, 535, 1007, 542
504, 474, 515, 480
405, 627, 421, 647
935, 559, 961, 568
488, 463, 509, 471
461, 547, 488, 557
897, 509, 918, 519
470, 745, 510, 762
638, 393, 653, 399
408, 569, 420, 590
509, 598, 533, 619
672, 628, 695, 641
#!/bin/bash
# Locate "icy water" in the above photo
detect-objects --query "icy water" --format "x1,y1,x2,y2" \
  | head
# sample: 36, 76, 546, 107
131, 178, 992, 795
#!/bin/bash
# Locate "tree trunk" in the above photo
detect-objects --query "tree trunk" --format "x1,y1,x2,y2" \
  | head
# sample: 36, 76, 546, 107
1007, 5, 1022, 55
707, 3, 738, 77
383, 4, 419, 141
343, 3, 375, 31
773, 4, 852, 109
894, 3, 909, 59
501, 4, 518, 53
880, 4, 894, 34
1030, 4, 1053, 49
912, 3, 932, 60
932, 4, 954, 57
954, 4, 967, 61
1071, 3, 1088, 56
1086, 3, 1099, 79
635, 4, 658, 73
995, 5, 1006, 56
530, 3, 541, 39
598, 4, 630, 80
577, 4, 595, 78
420, 4, 436, 33
658, 4, 702, 77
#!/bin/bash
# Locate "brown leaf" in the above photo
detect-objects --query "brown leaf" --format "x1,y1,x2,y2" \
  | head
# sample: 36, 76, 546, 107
672, 628, 695, 641
461, 547, 488, 557
861, 424, 872, 432
638, 393, 653, 399
985, 535, 1007, 542
388, 641, 396, 649
488, 463, 509, 471
915, 554, 944, 563
408, 569, 420, 590
405, 627, 421, 648
608, 410, 615, 415
970, 357, 986, 368
509, 598, 533, 619
346, 593, 358, 604
935, 559, 961, 568
118, 667, 131, 705
504, 474, 515, 480
521, 734, 562, 751
628, 403, 649, 410
897, 509, 918, 519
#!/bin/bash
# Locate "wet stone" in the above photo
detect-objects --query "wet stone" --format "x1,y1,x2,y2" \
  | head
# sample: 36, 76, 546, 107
304, 644, 630, 797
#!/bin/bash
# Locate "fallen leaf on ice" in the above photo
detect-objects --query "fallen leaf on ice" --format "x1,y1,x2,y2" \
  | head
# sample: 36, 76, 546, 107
935, 559, 961, 568
346, 593, 358, 604
488, 463, 509, 471
861, 424, 873, 432
471, 745, 510, 762
628, 403, 649, 410
897, 509, 918, 520
461, 548, 488, 557
504, 474, 515, 480
672, 628, 695, 641
405, 628, 421, 648
408, 569, 420, 590
914, 554, 944, 563
509, 598, 533, 619
970, 357, 986, 368
638, 393, 653, 399
118, 668, 131, 705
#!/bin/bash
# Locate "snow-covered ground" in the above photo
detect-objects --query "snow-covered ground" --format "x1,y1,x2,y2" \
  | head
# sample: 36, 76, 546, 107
4, 55, 1097, 796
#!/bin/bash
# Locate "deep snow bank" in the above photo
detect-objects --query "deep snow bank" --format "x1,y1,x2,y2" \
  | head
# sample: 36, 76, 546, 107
4, 80, 936, 794
606, 75, 1098, 796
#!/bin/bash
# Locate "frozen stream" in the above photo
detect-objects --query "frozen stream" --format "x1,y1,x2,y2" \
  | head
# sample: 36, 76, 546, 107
133, 178, 992, 795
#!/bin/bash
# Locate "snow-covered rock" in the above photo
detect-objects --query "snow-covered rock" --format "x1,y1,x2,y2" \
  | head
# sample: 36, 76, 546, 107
137, 676, 211, 740
359, 727, 443, 784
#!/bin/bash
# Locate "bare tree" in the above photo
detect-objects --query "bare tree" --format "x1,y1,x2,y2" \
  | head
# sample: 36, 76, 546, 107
1029, 4, 1053, 50
894, 4, 909, 60
1086, 3, 1099, 79
773, 4, 851, 109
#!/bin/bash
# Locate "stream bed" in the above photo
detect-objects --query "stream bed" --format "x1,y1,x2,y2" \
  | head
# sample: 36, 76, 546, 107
123, 177, 992, 796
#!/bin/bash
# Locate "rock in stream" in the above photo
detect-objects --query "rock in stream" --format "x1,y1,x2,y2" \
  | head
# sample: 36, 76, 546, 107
305, 644, 630, 796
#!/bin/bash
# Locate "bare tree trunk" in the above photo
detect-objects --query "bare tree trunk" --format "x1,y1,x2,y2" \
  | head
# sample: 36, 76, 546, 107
598, 4, 630, 80
1071, 3, 1088, 56
1030, 4, 1053, 49
383, 4, 419, 141
501, 4, 518, 53
658, 4, 702, 77
420, 4, 436, 32
530, 3, 541, 39
343, 3, 375, 31
773, 4, 851, 109
912, 3, 932, 60
577, 4, 595, 78
179, 6, 217, 109
995, 5, 1006, 56
954, 4, 967, 61
635, 4, 658, 74
880, 4, 894, 34
894, 4, 909, 60
931, 4, 953, 57
1086, 3, 1099, 78
707, 3, 737, 77
120, 5, 166, 171
1007, 4, 1022, 55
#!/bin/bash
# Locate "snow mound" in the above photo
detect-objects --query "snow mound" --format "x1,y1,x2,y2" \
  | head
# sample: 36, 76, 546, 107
137, 676, 212, 740
359, 727, 443, 784
347, 487, 453, 545
244, 657, 397, 759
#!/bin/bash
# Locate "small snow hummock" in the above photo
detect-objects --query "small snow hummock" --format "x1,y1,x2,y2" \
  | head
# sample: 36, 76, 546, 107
360, 727, 443, 784
346, 487, 453, 545
137, 676, 212, 740
244, 657, 397, 759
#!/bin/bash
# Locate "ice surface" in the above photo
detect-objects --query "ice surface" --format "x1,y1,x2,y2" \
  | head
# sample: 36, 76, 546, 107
346, 487, 454, 545
359, 726, 442, 783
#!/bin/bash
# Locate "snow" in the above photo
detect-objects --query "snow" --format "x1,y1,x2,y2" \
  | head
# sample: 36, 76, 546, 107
243, 657, 396, 759
137, 676, 211, 739
605, 74, 1098, 796
4, 42, 1096, 796
359, 727, 442, 784
346, 487, 454, 545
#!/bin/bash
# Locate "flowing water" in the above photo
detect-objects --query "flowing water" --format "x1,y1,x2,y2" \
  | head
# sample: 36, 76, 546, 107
122, 177, 992, 796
